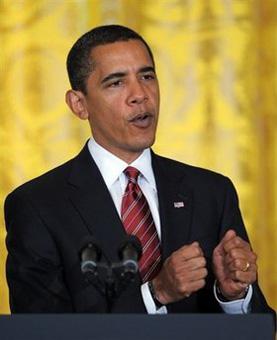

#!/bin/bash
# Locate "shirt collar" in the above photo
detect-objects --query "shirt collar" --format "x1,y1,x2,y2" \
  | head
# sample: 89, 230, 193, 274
87, 137, 156, 191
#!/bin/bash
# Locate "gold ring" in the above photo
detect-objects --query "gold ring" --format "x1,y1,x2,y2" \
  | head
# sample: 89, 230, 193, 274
242, 261, 250, 272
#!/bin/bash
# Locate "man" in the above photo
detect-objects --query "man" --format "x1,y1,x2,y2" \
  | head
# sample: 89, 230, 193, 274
5, 25, 274, 315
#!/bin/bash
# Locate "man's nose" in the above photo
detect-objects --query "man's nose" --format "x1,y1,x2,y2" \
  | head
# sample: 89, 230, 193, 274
126, 80, 148, 105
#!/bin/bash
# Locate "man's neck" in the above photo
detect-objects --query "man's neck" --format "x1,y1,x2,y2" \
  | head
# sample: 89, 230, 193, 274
92, 138, 144, 164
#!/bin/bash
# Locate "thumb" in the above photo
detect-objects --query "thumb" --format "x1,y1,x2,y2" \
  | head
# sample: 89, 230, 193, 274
222, 229, 237, 242
214, 229, 237, 256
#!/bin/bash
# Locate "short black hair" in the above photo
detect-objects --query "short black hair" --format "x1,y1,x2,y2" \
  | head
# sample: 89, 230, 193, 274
66, 24, 155, 94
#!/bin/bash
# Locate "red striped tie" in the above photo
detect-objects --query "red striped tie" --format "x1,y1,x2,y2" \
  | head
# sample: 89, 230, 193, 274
121, 166, 161, 282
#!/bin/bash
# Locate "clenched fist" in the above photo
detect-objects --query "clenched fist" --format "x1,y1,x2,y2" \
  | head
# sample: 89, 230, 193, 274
213, 229, 257, 300
152, 242, 208, 305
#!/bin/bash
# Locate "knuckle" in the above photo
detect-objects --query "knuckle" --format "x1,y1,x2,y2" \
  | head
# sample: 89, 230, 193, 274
195, 249, 201, 257
176, 281, 187, 294
198, 246, 204, 256
235, 258, 243, 269
171, 265, 180, 278
193, 243, 203, 255
234, 270, 241, 280
230, 249, 237, 258
233, 258, 240, 268
198, 279, 206, 289
204, 268, 208, 277
202, 268, 208, 278
192, 246, 200, 257
234, 238, 241, 246
201, 257, 207, 267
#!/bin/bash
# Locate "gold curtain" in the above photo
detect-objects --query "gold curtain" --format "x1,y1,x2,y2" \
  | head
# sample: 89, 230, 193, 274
0, 0, 276, 313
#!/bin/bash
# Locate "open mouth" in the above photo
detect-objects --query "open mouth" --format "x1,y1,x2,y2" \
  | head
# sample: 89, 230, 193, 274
129, 113, 154, 128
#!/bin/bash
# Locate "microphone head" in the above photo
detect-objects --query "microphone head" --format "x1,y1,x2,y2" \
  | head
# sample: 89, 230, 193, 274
79, 236, 101, 262
118, 234, 142, 261
79, 236, 102, 275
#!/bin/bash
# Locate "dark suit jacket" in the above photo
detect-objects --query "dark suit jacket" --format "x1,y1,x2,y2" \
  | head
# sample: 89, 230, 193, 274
4, 143, 273, 314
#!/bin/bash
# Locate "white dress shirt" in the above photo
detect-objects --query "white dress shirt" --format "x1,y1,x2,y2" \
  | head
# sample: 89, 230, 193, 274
87, 137, 251, 314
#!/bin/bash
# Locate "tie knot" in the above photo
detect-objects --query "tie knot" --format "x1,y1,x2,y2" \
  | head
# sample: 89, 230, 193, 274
124, 166, 140, 183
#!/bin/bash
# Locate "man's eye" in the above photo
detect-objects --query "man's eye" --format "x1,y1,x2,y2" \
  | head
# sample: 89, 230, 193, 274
142, 73, 155, 80
109, 80, 123, 87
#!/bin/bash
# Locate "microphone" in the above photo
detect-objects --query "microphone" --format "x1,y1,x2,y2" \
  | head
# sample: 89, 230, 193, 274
118, 235, 142, 275
80, 238, 101, 275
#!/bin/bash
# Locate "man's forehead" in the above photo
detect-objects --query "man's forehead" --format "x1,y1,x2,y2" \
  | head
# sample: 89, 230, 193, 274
89, 40, 153, 67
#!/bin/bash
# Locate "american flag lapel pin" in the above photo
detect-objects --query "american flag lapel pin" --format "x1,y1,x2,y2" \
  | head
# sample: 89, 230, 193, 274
174, 201, 185, 208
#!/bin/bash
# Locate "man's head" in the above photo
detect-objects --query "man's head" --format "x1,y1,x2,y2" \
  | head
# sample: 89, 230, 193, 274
67, 25, 155, 95
66, 25, 160, 163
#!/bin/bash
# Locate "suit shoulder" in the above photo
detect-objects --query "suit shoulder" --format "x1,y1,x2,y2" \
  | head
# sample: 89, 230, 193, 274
154, 153, 233, 186
6, 157, 74, 203
5, 143, 91, 207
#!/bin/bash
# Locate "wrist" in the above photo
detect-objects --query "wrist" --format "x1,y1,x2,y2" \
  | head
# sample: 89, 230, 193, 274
216, 281, 249, 301
148, 280, 164, 308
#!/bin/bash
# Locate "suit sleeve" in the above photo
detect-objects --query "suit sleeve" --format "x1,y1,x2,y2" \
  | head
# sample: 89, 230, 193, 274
4, 189, 74, 313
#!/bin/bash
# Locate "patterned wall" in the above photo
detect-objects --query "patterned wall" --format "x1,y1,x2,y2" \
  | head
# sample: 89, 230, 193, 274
0, 0, 276, 313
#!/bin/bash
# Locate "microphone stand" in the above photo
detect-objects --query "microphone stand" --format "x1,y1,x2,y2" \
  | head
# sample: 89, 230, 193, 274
81, 235, 142, 311
82, 261, 138, 312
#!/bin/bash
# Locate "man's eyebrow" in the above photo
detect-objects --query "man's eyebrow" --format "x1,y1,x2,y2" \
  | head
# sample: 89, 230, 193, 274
138, 66, 156, 74
101, 66, 156, 85
101, 72, 126, 85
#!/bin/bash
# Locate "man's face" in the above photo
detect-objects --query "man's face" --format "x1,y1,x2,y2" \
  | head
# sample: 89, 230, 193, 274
83, 39, 160, 163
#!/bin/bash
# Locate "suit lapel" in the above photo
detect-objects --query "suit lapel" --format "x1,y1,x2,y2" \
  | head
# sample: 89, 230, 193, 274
152, 152, 193, 260
66, 145, 193, 264
67, 144, 126, 263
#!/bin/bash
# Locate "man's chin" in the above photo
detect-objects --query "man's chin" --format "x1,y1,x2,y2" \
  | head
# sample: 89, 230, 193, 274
130, 136, 156, 152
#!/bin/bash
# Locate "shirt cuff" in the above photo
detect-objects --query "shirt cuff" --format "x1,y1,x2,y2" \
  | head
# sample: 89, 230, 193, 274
141, 282, 167, 314
214, 282, 253, 314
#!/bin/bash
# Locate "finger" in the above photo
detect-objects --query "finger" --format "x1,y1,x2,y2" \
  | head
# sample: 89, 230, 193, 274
166, 252, 204, 277
190, 242, 204, 256
227, 269, 257, 284
225, 249, 257, 265
182, 256, 206, 271
213, 229, 237, 256
227, 258, 257, 273
221, 229, 237, 243
223, 236, 251, 254
176, 242, 204, 261
166, 255, 207, 280
178, 266, 208, 283
224, 258, 257, 283
190, 267, 208, 281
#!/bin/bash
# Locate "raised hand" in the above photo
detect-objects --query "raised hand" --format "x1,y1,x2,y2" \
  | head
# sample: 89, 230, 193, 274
213, 229, 257, 300
152, 242, 208, 304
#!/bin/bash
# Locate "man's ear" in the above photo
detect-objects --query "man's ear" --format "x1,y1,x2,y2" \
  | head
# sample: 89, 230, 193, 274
65, 89, 89, 120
